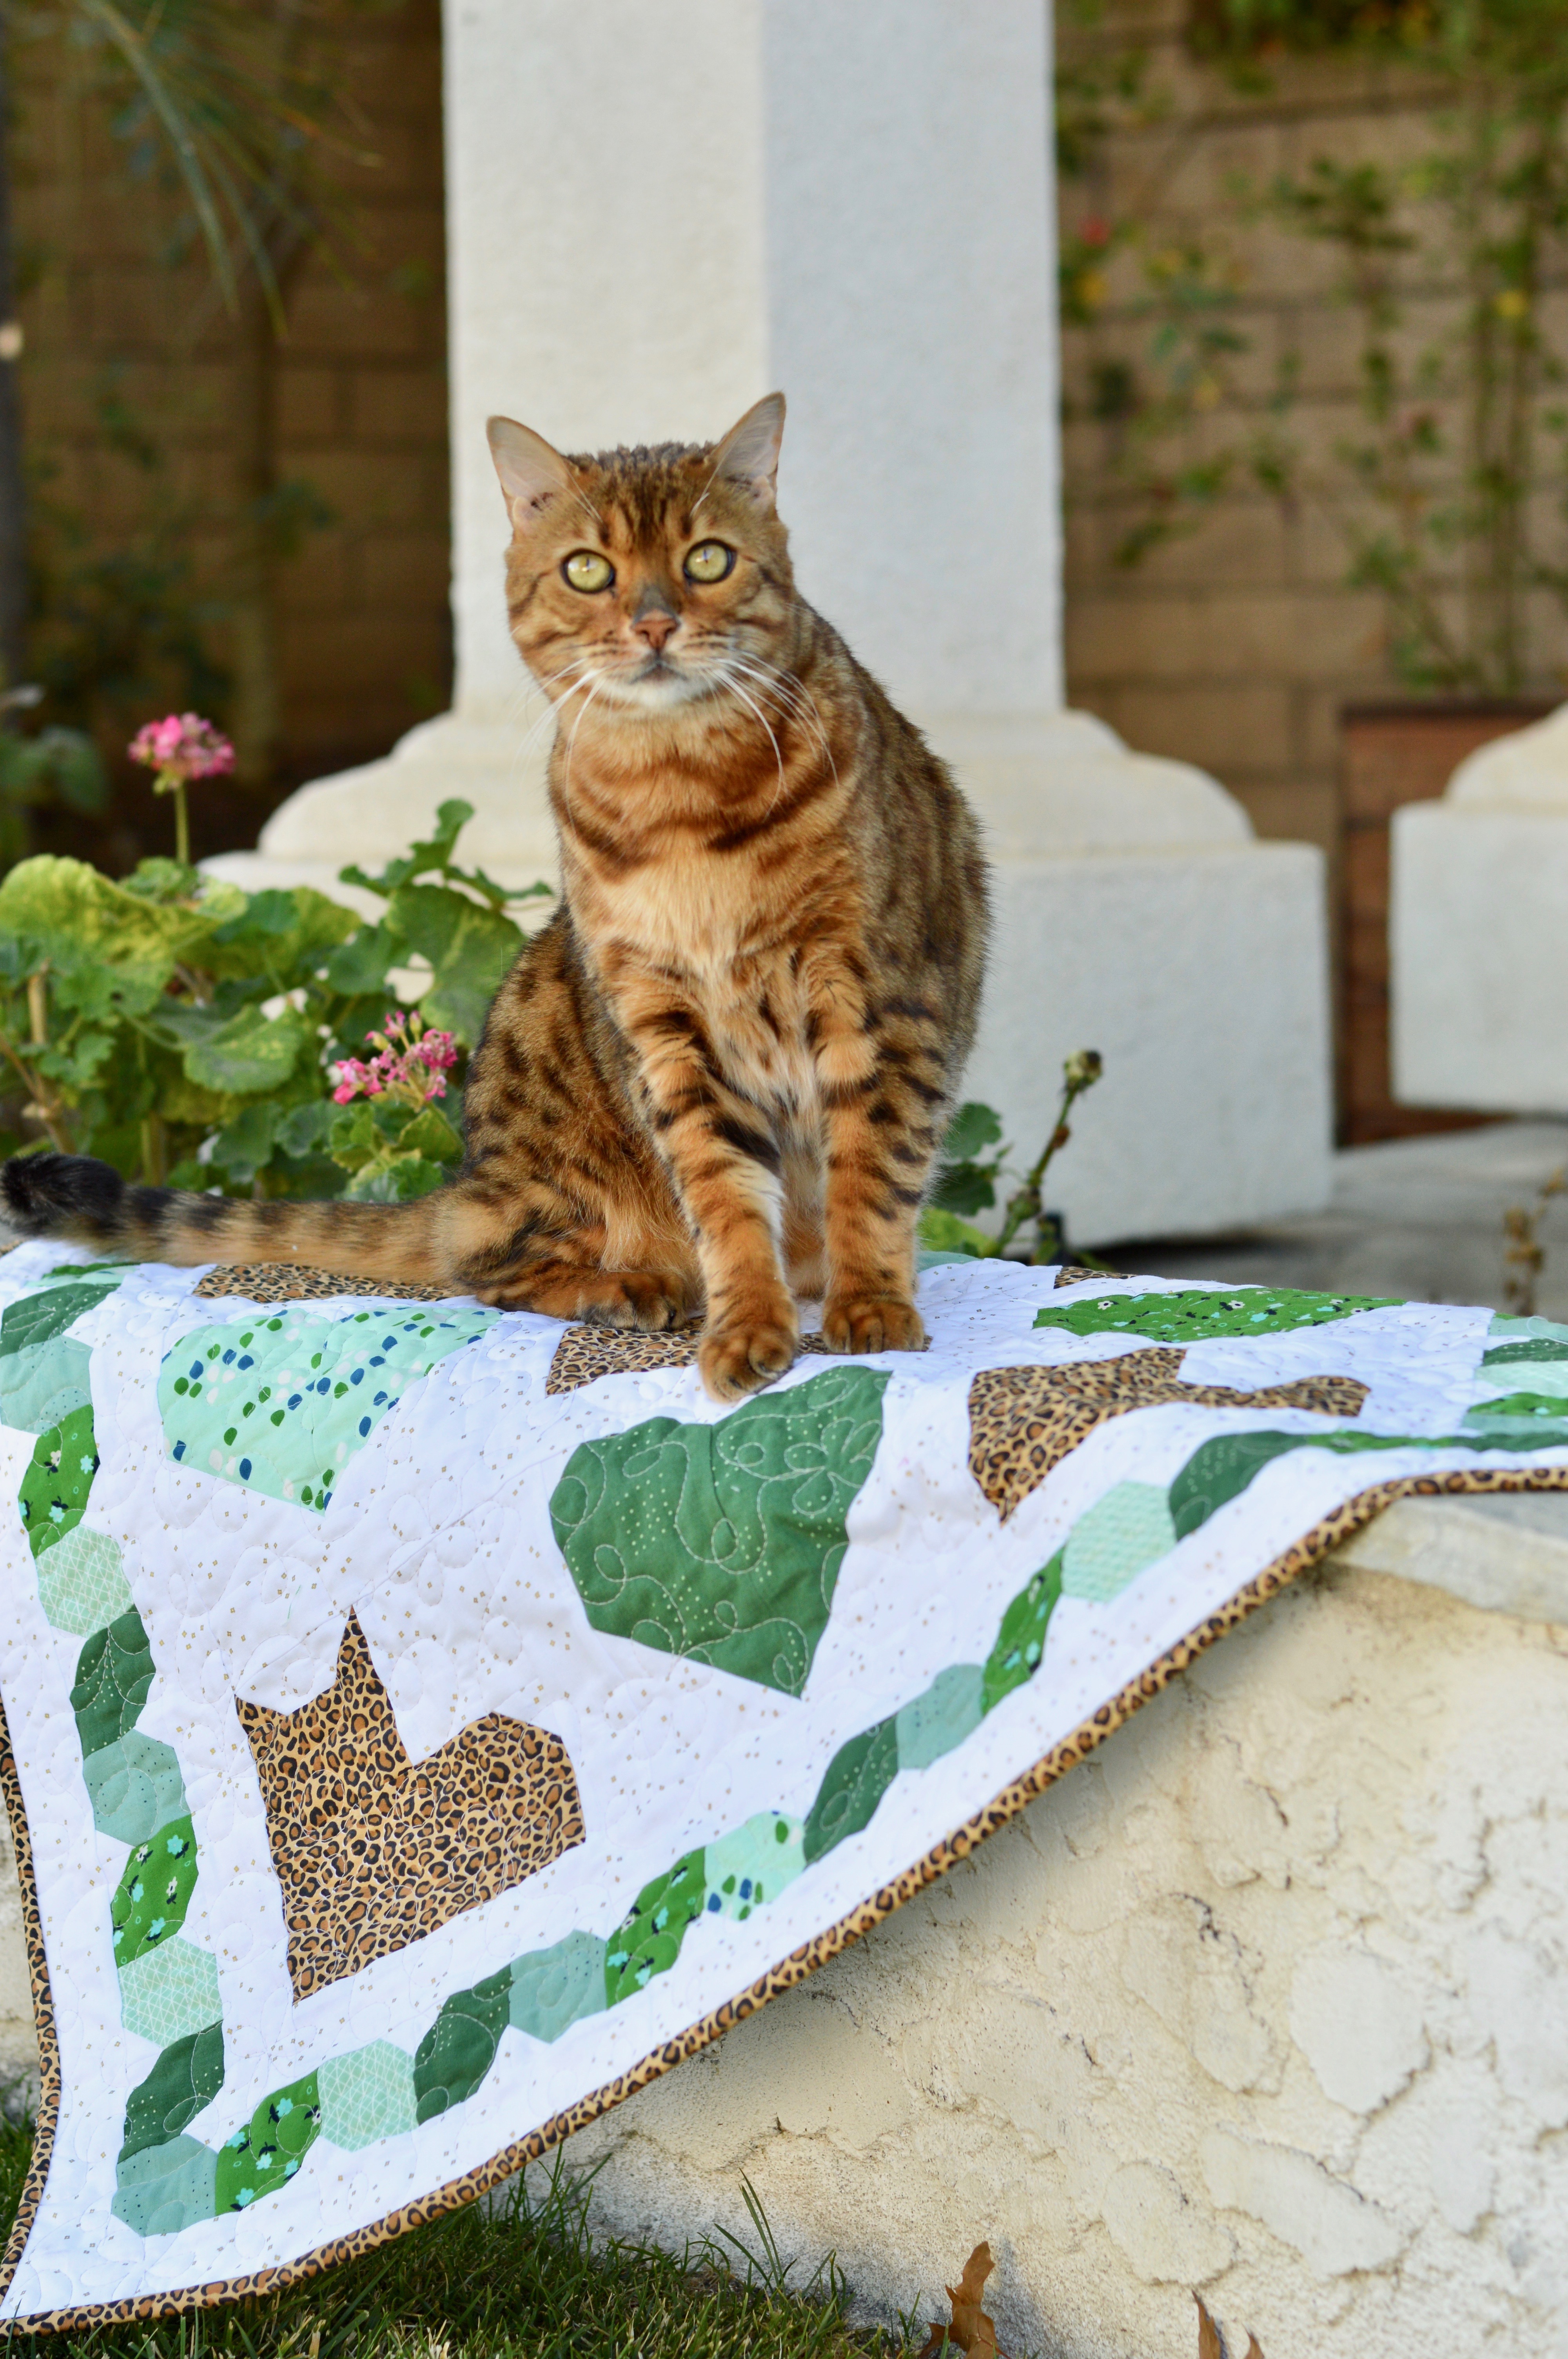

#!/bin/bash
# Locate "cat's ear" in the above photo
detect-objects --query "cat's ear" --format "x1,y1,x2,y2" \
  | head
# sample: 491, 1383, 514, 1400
710, 392, 786, 508
487, 416, 575, 533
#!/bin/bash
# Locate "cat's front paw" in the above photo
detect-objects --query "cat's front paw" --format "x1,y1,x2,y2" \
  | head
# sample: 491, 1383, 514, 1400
698, 1314, 798, 1403
822, 1294, 926, 1356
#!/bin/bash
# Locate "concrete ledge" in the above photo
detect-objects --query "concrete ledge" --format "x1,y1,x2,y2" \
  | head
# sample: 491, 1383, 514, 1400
546, 1521, 1568, 2355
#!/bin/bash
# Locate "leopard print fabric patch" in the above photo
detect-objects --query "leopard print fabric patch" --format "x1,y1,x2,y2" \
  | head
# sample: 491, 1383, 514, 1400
546, 1323, 831, 1395
968, 1349, 1371, 1521
235, 1612, 584, 2001
194, 1266, 455, 1303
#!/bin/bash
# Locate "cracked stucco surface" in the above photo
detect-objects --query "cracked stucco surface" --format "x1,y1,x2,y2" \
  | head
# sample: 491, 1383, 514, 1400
546, 1561, 1568, 2355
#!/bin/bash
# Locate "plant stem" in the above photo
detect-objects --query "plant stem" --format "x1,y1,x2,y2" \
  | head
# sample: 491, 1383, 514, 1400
139, 1113, 167, 1187
990, 1052, 1103, 1261
174, 780, 190, 869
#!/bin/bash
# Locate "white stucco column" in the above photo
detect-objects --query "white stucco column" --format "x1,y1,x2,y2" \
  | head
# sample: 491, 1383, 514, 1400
211, 0, 1332, 1246
1392, 705, 1568, 1114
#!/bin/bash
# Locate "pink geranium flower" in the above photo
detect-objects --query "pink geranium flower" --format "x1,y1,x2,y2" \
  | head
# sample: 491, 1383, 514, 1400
128, 714, 235, 785
331, 1008, 459, 1110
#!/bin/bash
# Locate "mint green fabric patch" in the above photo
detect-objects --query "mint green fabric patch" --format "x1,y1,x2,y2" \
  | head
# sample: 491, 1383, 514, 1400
1488, 1314, 1568, 1350
111, 2134, 218, 2238
1062, 1481, 1179, 1604
120, 2021, 224, 2162
803, 1717, 899, 1864
550, 1366, 888, 1696
318, 2042, 418, 2149
507, 1932, 608, 2045
83, 1731, 186, 1844
119, 1936, 222, 2047
214, 2072, 320, 2214
156, 1304, 497, 1510
702, 1811, 805, 1920
36, 1523, 134, 1636
0, 1334, 91, 1435
1034, 1285, 1399, 1347
413, 1970, 512, 2121
111, 1817, 198, 1968
72, 1607, 154, 1757
606, 1852, 707, 2004
17, 1404, 99, 1559
896, 1664, 985, 1771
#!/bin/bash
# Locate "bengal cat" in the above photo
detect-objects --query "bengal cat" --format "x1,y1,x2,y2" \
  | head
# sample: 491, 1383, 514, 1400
2, 395, 990, 1401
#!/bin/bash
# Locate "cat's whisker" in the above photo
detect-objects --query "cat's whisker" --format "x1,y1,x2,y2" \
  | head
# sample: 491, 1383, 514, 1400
720, 653, 838, 783
714, 664, 788, 805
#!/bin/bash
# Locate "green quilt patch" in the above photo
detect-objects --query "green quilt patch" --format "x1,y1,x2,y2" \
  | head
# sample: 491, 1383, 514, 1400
157, 1304, 497, 1511
120, 2021, 224, 2163
412, 1970, 514, 2122
550, 1366, 888, 1696
18, 1405, 100, 1559
1033, 1285, 1401, 1347
71, 1607, 155, 1758
214, 2072, 321, 2212
111, 1816, 198, 1967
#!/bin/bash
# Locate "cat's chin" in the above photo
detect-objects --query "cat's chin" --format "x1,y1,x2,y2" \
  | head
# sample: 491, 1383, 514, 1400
595, 667, 716, 716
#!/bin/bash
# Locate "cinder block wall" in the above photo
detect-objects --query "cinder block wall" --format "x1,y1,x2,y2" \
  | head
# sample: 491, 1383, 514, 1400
10, 0, 449, 849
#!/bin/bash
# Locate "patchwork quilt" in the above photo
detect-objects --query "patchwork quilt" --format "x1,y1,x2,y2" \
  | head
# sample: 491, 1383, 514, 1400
1, 1241, 1566, 2327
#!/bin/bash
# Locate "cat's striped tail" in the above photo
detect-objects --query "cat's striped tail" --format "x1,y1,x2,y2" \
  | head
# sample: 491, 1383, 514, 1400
0, 1152, 448, 1287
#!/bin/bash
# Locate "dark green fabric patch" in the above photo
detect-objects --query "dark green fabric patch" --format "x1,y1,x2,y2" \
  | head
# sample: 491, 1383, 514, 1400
803, 1717, 900, 1864
111, 1815, 198, 1966
0, 1281, 116, 1362
1033, 1286, 1399, 1348
604, 1852, 707, 2006
71, 1607, 155, 1759
412, 1970, 514, 2122
982, 1554, 1064, 1716
550, 1366, 888, 1696
1483, 1339, 1568, 1367
1465, 1392, 1568, 1424
120, 2019, 224, 2163
214, 2071, 320, 2213
18, 1403, 99, 1559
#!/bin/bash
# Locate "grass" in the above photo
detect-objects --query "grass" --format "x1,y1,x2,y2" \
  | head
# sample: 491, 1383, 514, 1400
0, 2110, 927, 2357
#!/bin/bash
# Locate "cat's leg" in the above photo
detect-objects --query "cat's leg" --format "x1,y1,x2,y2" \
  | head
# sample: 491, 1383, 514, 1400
613, 1001, 797, 1402
812, 1001, 942, 1357
438, 912, 702, 1326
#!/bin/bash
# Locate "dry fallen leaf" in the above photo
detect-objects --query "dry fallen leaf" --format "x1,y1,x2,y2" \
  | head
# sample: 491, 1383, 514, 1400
1194, 2292, 1265, 2359
915, 2242, 1003, 2357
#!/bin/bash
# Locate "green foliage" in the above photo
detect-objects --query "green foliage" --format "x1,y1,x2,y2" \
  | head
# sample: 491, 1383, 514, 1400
0, 801, 548, 1201
0, 716, 108, 871
1062, 0, 1568, 691
0, 2108, 894, 2359
919, 1054, 1103, 1265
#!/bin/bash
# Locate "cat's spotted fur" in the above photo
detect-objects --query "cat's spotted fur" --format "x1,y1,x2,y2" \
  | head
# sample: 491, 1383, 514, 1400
2, 396, 990, 1401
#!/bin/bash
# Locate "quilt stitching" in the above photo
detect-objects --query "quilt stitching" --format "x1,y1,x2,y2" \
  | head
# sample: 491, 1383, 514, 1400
2, 1265, 1567, 2324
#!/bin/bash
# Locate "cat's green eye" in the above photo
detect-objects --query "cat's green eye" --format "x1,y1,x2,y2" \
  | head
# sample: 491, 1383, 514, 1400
683, 540, 735, 584
563, 550, 614, 593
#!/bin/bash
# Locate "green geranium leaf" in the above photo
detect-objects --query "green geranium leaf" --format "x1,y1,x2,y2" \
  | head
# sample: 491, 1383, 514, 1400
941, 1101, 1004, 1163
398, 1103, 463, 1163
323, 922, 401, 997
384, 887, 523, 1047
343, 1153, 446, 1202
209, 888, 357, 982
916, 1206, 995, 1258
182, 1004, 310, 1097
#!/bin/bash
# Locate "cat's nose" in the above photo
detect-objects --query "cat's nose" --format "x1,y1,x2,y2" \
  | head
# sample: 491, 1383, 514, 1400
632, 608, 678, 652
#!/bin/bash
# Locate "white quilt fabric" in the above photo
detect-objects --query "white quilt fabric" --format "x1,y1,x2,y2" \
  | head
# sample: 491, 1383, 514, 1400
1, 1241, 1566, 2324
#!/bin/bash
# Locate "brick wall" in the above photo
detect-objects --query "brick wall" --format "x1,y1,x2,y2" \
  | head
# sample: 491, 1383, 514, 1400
1055, 0, 1565, 867
10, 0, 449, 865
